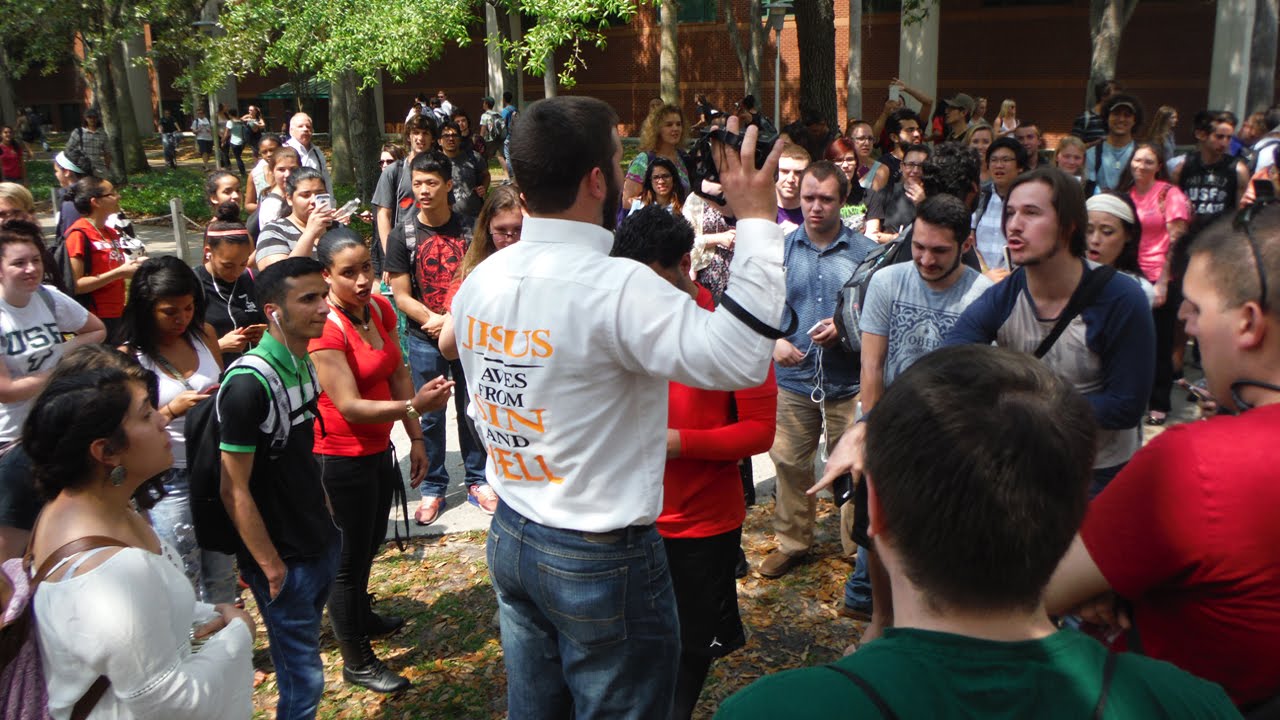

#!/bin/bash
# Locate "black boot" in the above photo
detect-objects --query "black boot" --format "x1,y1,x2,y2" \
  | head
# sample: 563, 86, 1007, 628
365, 593, 404, 637
337, 636, 411, 693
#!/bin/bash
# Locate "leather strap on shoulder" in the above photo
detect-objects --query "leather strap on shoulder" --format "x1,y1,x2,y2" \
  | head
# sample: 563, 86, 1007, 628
824, 663, 900, 720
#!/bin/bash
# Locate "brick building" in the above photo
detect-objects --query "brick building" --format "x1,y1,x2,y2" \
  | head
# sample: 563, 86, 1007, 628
13, 0, 1276, 146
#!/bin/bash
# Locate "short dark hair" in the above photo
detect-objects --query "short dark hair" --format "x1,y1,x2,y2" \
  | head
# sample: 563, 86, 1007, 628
1005, 166, 1088, 257
410, 150, 453, 182
509, 96, 618, 215
116, 256, 208, 353
801, 160, 850, 207
915, 194, 970, 245
610, 204, 695, 270
1190, 203, 1280, 312
922, 143, 981, 204
71, 176, 111, 215
404, 114, 437, 145
1193, 109, 1235, 136
866, 344, 1096, 612
502, 91, 513, 103
255, 256, 325, 309
440, 119, 462, 137
886, 108, 921, 137
987, 136, 1029, 170
902, 143, 931, 159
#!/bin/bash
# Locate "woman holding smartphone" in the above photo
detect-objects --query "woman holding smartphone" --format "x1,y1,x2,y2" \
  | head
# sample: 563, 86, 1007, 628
256, 167, 356, 270
117, 256, 235, 603
196, 203, 266, 364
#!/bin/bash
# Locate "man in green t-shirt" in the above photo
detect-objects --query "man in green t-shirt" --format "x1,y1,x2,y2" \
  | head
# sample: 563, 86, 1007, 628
715, 345, 1240, 720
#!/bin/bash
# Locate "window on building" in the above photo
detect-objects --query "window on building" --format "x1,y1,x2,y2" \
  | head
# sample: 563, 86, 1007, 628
677, 0, 717, 23
866, 0, 902, 13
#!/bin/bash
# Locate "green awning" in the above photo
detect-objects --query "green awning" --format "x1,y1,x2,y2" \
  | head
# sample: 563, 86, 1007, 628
259, 78, 330, 100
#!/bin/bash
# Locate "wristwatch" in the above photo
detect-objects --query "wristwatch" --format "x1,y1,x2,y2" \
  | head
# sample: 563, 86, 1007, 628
405, 400, 420, 421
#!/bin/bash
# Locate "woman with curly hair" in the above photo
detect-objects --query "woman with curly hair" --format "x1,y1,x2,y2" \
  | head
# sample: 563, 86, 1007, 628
622, 103, 690, 209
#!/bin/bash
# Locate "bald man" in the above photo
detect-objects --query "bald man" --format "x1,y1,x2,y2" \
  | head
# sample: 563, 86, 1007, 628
285, 112, 332, 193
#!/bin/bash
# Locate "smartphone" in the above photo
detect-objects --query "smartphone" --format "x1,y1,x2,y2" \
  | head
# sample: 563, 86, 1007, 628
808, 320, 829, 336
314, 193, 333, 211
1003, 245, 1015, 270
1177, 378, 1214, 402
889, 85, 901, 103
336, 198, 360, 218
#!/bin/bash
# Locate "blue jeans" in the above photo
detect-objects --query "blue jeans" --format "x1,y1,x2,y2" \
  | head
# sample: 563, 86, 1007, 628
843, 546, 873, 611
405, 333, 487, 499
149, 468, 238, 604
242, 537, 341, 720
487, 501, 681, 719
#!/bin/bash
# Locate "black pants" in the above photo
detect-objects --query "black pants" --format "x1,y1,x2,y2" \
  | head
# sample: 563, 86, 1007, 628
1150, 280, 1183, 413
229, 142, 246, 176
319, 448, 398, 642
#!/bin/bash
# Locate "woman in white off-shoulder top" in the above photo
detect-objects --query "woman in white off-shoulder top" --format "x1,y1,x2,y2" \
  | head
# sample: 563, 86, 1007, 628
22, 346, 255, 720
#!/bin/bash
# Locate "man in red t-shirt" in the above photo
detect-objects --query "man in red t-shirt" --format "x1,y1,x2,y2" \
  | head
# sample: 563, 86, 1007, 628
611, 205, 778, 720
1046, 206, 1280, 710
63, 177, 142, 332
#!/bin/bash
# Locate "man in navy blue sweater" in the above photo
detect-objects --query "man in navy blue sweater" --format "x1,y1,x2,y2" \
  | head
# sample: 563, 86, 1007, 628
945, 167, 1153, 497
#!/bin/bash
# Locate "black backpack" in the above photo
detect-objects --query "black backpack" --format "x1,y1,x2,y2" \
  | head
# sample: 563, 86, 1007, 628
47, 226, 94, 310
185, 354, 317, 553
832, 233, 913, 354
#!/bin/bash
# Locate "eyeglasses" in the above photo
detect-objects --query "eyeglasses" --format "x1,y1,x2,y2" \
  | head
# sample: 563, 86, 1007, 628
651, 173, 673, 182
988, 155, 1018, 166
1233, 201, 1274, 311
441, 133, 460, 140
490, 228, 521, 240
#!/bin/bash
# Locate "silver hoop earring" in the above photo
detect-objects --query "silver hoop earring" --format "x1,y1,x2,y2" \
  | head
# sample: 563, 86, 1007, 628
109, 465, 127, 487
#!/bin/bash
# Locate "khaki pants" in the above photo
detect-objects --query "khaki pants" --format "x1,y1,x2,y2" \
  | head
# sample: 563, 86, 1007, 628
769, 389, 857, 557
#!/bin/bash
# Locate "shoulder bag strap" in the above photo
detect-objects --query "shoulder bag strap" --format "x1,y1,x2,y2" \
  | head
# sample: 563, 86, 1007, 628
823, 664, 900, 720
31, 535, 130, 584
1092, 650, 1118, 720
1034, 265, 1117, 359
35, 286, 57, 317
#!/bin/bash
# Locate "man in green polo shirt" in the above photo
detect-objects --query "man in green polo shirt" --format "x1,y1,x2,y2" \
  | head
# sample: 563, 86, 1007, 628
218, 257, 339, 720
715, 345, 1239, 719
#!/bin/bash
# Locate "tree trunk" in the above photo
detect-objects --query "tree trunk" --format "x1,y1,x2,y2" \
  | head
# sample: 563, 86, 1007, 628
795, 0, 838, 128
345, 71, 383, 203
108, 43, 149, 175
509, 12, 525, 106
724, 0, 763, 100
659, 0, 679, 105
543, 52, 556, 98
485, 1, 505, 101
1248, 0, 1278, 113
1087, 0, 1139, 108
0, 50, 17, 127
85, 53, 127, 182
328, 73, 354, 186
846, 0, 862, 124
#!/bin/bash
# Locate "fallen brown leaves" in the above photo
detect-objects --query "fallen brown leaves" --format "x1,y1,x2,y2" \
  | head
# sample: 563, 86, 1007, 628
248, 505, 865, 719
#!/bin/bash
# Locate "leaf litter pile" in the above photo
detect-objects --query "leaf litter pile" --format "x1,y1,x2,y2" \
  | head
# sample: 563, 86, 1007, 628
247, 501, 864, 719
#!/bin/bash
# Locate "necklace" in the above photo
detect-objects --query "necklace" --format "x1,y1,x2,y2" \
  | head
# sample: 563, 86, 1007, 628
328, 294, 370, 331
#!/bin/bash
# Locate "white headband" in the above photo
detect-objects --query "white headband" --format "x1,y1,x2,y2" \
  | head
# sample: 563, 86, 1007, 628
1086, 194, 1136, 225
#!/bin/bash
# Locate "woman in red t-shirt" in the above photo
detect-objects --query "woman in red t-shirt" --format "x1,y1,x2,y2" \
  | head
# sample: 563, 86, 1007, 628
0, 126, 26, 183
309, 232, 452, 693
64, 176, 143, 335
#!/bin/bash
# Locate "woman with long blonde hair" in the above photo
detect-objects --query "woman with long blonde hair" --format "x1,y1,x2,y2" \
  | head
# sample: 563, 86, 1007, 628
995, 99, 1019, 136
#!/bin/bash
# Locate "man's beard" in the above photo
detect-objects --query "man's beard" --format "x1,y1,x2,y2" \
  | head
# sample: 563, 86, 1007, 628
602, 164, 621, 231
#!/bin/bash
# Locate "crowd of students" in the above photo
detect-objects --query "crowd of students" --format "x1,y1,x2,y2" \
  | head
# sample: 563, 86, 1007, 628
0, 76, 1276, 720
